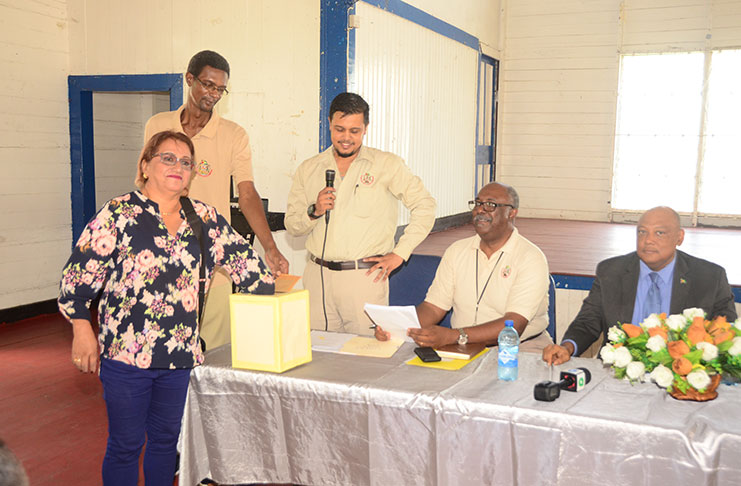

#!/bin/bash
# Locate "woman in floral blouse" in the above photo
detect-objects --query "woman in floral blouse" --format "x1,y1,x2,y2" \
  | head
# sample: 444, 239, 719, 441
58, 130, 274, 485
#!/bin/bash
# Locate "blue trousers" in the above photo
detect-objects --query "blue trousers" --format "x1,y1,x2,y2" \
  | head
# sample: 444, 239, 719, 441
99, 358, 191, 486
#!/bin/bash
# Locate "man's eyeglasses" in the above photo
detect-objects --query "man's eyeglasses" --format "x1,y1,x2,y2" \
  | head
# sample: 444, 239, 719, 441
153, 152, 194, 171
468, 200, 515, 212
195, 77, 229, 95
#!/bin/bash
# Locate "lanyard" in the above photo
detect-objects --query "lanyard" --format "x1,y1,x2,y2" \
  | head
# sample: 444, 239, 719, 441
474, 250, 504, 325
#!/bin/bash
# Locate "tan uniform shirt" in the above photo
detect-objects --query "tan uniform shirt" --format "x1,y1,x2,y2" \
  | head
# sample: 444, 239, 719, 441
424, 229, 550, 340
285, 146, 436, 261
144, 105, 254, 222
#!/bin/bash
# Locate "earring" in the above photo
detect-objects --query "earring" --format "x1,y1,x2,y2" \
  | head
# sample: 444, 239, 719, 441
143, 174, 148, 180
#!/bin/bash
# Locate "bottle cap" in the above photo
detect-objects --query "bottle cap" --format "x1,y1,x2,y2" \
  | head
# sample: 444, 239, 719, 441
505, 320, 514, 327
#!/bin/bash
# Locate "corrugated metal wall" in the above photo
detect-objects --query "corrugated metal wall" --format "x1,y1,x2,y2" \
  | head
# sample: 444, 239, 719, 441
351, 2, 478, 224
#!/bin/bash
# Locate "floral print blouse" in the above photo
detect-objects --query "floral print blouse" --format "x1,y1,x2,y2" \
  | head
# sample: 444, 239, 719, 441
58, 191, 274, 369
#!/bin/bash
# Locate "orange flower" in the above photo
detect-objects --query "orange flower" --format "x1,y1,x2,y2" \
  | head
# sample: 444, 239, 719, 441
668, 340, 690, 359
672, 357, 692, 376
687, 319, 709, 346
622, 323, 643, 339
707, 316, 731, 336
648, 326, 668, 340
713, 330, 734, 346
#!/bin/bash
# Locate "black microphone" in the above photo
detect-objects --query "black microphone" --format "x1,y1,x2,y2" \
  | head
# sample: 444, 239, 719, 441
534, 367, 592, 402
325, 169, 335, 223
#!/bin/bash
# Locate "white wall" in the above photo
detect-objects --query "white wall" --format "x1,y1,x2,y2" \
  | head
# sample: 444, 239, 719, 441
2, 0, 506, 310
67, 0, 322, 292
497, 0, 741, 221
93, 92, 169, 206
405, 0, 504, 56
0, 1, 71, 309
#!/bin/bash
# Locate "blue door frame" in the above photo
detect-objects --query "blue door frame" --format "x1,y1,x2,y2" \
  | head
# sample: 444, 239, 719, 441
475, 54, 498, 194
67, 74, 183, 241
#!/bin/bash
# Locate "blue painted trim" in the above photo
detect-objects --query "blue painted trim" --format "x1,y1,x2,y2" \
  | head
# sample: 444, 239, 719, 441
552, 274, 596, 291
67, 73, 183, 241
734, 287, 741, 303
360, 0, 478, 50
320, 1, 353, 152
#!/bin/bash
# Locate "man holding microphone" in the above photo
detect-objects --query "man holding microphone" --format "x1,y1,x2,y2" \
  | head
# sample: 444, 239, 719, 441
285, 92, 436, 335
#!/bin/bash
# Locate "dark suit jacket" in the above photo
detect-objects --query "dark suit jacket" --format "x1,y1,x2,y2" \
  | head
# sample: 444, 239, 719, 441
563, 250, 737, 355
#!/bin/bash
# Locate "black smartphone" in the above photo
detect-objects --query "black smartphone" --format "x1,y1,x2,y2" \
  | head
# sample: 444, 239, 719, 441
414, 346, 441, 362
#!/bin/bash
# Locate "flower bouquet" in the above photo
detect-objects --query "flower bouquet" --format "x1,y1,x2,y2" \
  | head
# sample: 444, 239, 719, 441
600, 308, 741, 401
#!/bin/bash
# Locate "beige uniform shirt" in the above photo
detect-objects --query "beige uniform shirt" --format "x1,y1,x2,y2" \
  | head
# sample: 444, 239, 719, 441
144, 105, 254, 222
285, 146, 436, 261
424, 229, 550, 340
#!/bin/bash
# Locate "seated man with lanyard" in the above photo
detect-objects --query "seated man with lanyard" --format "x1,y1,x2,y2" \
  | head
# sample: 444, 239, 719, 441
377, 182, 553, 352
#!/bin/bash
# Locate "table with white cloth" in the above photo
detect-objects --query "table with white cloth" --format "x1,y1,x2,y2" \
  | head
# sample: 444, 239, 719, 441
180, 343, 741, 486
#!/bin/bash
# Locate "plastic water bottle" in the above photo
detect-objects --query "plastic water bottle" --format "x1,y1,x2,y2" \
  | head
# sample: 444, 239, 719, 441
498, 320, 520, 381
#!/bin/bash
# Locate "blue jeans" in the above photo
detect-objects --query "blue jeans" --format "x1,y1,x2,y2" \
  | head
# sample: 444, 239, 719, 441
99, 358, 191, 486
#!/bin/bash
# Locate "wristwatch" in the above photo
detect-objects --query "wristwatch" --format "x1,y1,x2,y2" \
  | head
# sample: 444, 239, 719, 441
457, 328, 469, 345
307, 204, 321, 220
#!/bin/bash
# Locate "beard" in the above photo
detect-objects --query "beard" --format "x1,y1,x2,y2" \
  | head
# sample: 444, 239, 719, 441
333, 145, 360, 158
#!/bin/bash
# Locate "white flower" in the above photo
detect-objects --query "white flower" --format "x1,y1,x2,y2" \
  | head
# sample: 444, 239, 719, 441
646, 335, 666, 352
642, 314, 662, 329
729, 337, 741, 357
607, 326, 626, 343
600, 345, 616, 364
683, 308, 705, 320
665, 314, 688, 332
687, 369, 711, 391
613, 346, 632, 368
696, 342, 718, 362
650, 365, 674, 388
626, 361, 646, 380
734, 318, 741, 332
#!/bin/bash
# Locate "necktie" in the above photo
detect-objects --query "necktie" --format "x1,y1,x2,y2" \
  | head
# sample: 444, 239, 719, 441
643, 272, 661, 320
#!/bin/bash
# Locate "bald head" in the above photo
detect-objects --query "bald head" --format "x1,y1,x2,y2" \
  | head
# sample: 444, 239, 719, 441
636, 206, 684, 271
638, 206, 681, 230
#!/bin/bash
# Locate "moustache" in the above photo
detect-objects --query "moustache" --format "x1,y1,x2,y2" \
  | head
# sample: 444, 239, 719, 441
473, 214, 491, 224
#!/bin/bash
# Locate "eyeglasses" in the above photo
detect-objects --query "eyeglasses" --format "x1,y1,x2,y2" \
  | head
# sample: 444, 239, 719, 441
468, 200, 515, 212
153, 152, 194, 171
195, 77, 229, 95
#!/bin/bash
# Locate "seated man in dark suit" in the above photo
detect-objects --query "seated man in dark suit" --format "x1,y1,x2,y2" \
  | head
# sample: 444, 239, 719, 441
543, 206, 737, 365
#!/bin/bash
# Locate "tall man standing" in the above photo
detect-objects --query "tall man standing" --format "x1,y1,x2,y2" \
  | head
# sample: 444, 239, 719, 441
285, 92, 436, 335
144, 50, 289, 349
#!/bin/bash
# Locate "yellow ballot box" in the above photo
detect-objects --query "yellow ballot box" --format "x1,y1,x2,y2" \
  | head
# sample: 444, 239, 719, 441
229, 290, 312, 372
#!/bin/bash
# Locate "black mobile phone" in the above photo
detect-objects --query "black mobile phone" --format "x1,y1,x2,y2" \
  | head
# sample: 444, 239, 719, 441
414, 346, 441, 363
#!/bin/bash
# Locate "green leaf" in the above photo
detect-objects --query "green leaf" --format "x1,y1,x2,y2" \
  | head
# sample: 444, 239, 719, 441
673, 376, 690, 393
684, 349, 703, 365
648, 348, 672, 366
718, 340, 734, 353
614, 367, 627, 379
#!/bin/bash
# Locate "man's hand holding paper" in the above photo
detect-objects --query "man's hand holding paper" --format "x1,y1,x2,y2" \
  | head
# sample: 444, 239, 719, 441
363, 304, 421, 342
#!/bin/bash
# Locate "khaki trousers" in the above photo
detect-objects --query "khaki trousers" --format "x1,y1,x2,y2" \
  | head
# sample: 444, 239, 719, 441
198, 268, 232, 350
304, 259, 388, 336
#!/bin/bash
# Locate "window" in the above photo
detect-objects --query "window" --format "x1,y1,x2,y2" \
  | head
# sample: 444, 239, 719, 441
612, 50, 741, 217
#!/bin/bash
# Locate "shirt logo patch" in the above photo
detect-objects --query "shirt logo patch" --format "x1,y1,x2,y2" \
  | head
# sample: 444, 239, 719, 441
360, 173, 375, 185
501, 265, 512, 278
196, 160, 212, 177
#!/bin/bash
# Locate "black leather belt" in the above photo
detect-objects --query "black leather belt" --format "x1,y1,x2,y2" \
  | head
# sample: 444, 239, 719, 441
310, 255, 376, 271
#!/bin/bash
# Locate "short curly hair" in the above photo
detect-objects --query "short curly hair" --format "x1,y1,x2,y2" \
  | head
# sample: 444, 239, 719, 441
187, 50, 230, 78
